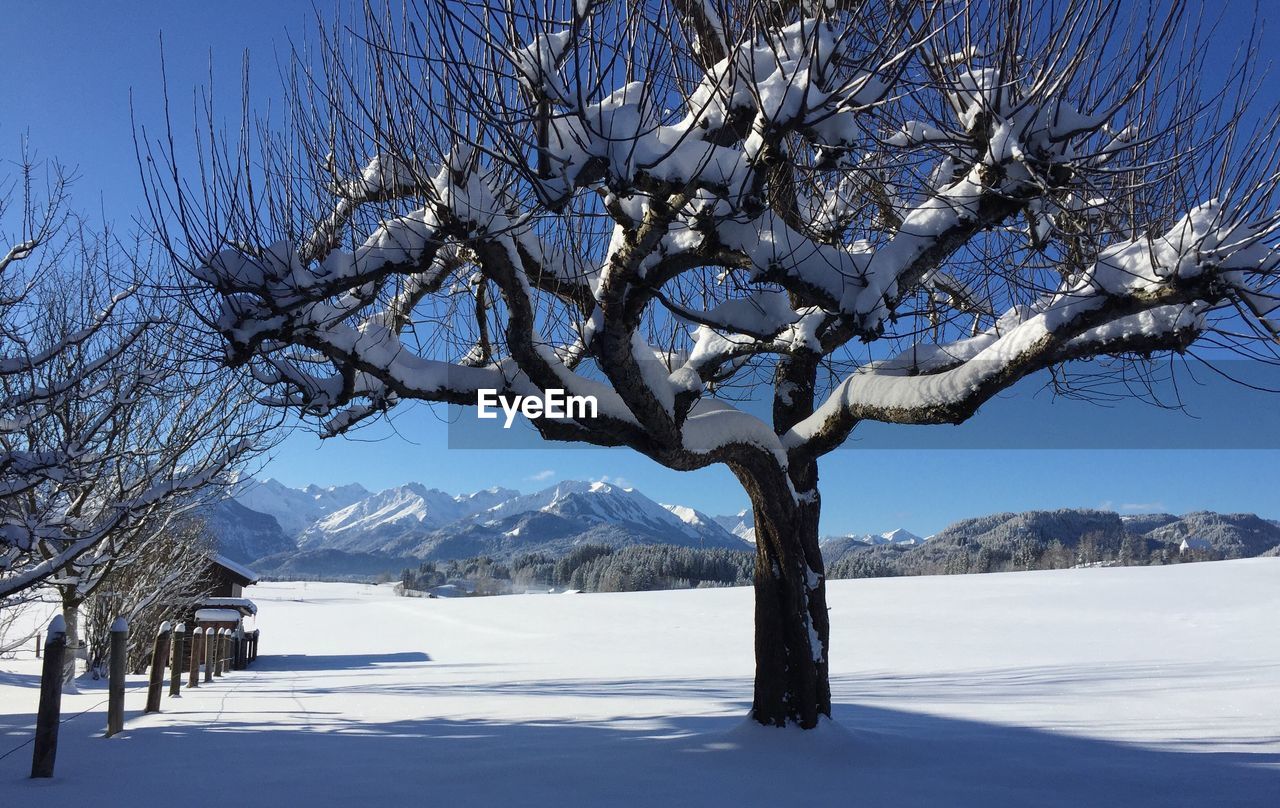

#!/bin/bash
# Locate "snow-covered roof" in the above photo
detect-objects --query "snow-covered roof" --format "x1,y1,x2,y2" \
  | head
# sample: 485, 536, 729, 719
194, 608, 243, 624
430, 583, 472, 598
199, 596, 258, 615
211, 554, 261, 585
1179, 537, 1213, 552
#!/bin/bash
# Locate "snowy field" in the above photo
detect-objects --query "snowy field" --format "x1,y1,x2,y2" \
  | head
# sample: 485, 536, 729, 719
2, 560, 1278, 806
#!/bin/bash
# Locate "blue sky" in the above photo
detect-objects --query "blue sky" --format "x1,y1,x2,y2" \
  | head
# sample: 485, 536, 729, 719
2, 1, 1277, 536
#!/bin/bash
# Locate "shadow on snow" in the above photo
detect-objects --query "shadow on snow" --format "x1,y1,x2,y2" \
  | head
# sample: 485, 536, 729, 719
250, 651, 432, 672
0, 672, 1275, 806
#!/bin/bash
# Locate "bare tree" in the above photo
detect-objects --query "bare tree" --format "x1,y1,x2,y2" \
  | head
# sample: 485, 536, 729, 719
31, 282, 266, 686
83, 518, 215, 675
0, 159, 268, 688
148, 0, 1280, 727
0, 593, 40, 657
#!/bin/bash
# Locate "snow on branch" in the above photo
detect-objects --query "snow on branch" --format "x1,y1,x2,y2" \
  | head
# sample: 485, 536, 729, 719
0, 239, 38, 274
152, 0, 1280, 497
1, 179, 267, 597
785, 203, 1280, 457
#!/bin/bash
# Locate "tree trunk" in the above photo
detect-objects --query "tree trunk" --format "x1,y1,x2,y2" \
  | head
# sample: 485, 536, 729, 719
60, 602, 81, 692
741, 467, 831, 728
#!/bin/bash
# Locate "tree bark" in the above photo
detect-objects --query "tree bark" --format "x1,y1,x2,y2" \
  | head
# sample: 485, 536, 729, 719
60, 602, 81, 691
740, 465, 831, 728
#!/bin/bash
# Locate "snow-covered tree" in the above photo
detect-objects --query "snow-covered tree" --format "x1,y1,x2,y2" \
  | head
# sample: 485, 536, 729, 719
0, 160, 265, 621
83, 518, 215, 676
150, 0, 1280, 727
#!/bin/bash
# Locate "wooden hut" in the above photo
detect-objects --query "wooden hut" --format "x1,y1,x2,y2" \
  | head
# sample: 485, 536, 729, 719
181, 555, 263, 669
203, 554, 260, 598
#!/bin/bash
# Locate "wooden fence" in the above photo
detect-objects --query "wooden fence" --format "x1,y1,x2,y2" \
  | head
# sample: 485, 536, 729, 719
29, 617, 261, 778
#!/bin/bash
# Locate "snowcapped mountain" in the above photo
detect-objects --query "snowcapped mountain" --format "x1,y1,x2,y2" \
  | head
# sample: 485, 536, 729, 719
410, 480, 747, 558
454, 486, 524, 514
823, 528, 925, 547
712, 509, 756, 543
234, 478, 370, 538
820, 528, 926, 564
870, 528, 926, 546
468, 480, 730, 544
440, 480, 709, 542
233, 478, 749, 564
296, 483, 521, 550
661, 502, 723, 534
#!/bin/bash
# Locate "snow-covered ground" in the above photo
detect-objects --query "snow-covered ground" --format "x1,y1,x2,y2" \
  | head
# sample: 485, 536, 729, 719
2, 560, 1278, 806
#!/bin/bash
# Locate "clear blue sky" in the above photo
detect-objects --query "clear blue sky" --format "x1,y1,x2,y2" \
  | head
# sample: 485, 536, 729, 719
2, 1, 1277, 536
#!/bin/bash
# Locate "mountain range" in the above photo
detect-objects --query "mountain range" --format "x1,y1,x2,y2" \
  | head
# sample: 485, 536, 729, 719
819, 527, 928, 561
211, 478, 753, 576
822, 508, 1280, 579
205, 477, 1280, 580
234, 478, 372, 538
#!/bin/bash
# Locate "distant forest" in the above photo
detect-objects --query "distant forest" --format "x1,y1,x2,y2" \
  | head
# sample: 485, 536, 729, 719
399, 545, 755, 595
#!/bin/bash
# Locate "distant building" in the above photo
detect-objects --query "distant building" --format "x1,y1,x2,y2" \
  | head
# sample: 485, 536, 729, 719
203, 554, 260, 598
193, 555, 258, 650
1179, 537, 1213, 554
190, 555, 260, 628
181, 555, 262, 669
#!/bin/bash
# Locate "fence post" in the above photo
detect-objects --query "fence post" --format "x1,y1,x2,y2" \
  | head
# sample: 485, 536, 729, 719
35, 633, 41, 659
203, 628, 215, 683
144, 622, 171, 714
169, 623, 185, 698
213, 630, 224, 677
106, 618, 127, 737
31, 616, 66, 778
189, 628, 203, 688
